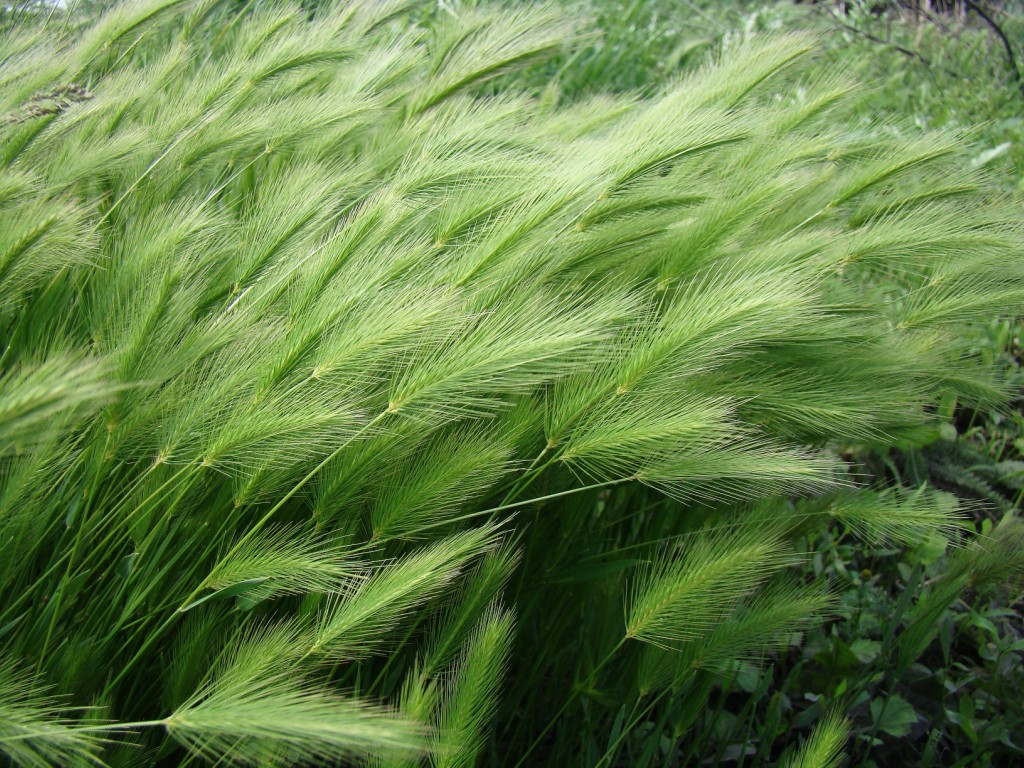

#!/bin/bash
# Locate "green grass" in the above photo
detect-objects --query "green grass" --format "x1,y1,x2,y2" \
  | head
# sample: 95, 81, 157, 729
504, 1, 1024, 762
1, 1, 1023, 766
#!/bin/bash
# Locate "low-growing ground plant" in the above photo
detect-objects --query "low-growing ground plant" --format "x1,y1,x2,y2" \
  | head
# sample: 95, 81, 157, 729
649, 503, 1024, 767
1, 1, 1023, 766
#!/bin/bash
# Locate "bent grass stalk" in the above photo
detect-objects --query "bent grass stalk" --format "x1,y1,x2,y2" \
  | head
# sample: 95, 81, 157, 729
178, 409, 391, 611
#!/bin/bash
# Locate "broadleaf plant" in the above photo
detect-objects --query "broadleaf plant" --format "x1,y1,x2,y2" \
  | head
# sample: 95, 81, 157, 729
0, 1, 1022, 765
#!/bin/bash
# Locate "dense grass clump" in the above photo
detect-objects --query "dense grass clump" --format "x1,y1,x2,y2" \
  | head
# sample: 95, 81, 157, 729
1, 1, 1023, 765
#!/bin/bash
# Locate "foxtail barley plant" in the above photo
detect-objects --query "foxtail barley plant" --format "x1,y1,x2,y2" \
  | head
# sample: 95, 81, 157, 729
1, 0, 1023, 765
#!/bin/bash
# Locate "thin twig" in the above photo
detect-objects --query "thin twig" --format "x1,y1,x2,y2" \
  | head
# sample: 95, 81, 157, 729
822, 7, 962, 79
964, 0, 1024, 96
